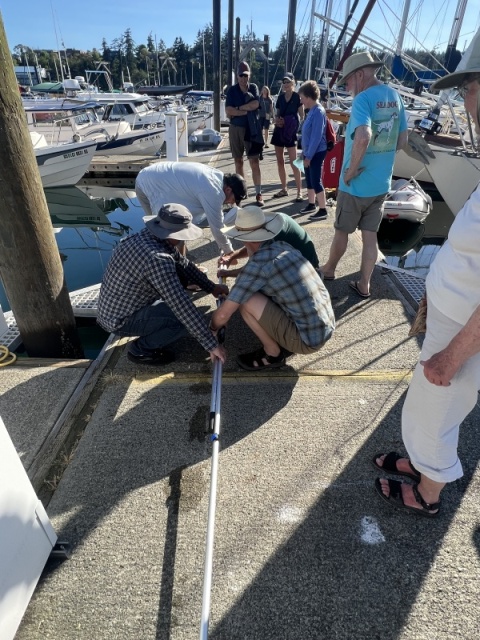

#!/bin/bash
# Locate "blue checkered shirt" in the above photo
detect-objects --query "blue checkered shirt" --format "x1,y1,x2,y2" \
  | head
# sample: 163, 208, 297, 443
227, 240, 335, 347
97, 228, 218, 351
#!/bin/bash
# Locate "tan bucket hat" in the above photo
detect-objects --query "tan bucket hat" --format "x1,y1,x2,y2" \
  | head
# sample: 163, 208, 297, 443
221, 205, 284, 242
337, 51, 383, 85
431, 30, 480, 90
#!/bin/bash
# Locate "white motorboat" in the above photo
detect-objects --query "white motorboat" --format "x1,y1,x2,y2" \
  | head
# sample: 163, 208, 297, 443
24, 100, 165, 156
383, 178, 432, 224
188, 128, 222, 146
31, 132, 97, 188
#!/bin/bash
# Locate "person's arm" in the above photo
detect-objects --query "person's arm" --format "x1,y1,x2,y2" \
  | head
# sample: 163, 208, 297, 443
343, 125, 371, 185
420, 305, 480, 386
218, 246, 247, 266
396, 129, 408, 151
210, 298, 240, 332
197, 192, 233, 255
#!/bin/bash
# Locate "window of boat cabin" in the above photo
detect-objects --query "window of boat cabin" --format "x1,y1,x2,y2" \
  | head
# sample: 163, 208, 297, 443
110, 104, 133, 117
134, 101, 149, 114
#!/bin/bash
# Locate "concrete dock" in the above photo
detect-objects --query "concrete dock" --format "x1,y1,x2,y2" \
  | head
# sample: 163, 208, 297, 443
4, 137, 480, 640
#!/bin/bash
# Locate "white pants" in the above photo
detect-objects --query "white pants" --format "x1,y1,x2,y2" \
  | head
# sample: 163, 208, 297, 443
402, 299, 480, 483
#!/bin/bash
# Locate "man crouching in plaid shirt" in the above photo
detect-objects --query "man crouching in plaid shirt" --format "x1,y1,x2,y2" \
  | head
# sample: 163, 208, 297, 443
209, 206, 335, 370
97, 203, 228, 366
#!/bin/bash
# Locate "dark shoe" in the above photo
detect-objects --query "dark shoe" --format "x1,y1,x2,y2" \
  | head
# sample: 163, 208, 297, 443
127, 348, 175, 366
308, 209, 328, 221
349, 280, 371, 299
255, 193, 265, 207
372, 452, 421, 482
300, 202, 317, 214
236, 347, 285, 371
374, 478, 440, 518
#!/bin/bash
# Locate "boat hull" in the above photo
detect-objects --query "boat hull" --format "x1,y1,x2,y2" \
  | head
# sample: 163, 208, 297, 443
94, 129, 165, 155
35, 140, 97, 188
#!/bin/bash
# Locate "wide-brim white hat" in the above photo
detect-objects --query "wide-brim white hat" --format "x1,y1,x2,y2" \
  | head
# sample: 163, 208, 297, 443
431, 30, 480, 90
221, 205, 284, 241
337, 51, 383, 85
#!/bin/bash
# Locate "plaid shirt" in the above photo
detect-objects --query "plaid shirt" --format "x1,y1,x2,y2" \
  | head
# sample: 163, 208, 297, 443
227, 240, 335, 347
97, 228, 218, 351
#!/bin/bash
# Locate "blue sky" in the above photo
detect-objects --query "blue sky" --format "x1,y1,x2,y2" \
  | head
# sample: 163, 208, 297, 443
2, 1, 479, 56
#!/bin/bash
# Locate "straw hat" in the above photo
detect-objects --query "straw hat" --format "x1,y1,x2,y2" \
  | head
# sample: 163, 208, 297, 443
431, 32, 480, 90
221, 205, 284, 242
337, 51, 383, 85
144, 204, 203, 241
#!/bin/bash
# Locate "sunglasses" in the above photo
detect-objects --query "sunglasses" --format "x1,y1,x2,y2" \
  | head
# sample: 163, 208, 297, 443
239, 73, 249, 78
282, 79, 292, 84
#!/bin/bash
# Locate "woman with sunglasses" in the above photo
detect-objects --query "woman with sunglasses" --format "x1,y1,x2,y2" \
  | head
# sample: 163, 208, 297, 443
271, 72, 304, 202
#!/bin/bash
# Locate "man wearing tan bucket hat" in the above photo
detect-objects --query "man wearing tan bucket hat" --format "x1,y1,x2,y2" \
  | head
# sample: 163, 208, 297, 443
209, 207, 335, 370
98, 204, 228, 366
374, 47, 480, 518
320, 51, 408, 298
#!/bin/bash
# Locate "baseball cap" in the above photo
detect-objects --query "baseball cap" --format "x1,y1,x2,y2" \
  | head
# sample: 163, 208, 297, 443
237, 61, 251, 75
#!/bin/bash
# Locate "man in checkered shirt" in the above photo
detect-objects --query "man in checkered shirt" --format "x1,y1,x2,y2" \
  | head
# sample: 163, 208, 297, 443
209, 207, 335, 370
97, 204, 228, 366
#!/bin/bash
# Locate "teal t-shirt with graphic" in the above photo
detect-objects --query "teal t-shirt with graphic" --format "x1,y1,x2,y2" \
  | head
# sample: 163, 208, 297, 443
340, 84, 407, 197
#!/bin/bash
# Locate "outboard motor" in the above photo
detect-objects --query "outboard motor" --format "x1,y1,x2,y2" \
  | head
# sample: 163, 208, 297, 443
417, 106, 442, 134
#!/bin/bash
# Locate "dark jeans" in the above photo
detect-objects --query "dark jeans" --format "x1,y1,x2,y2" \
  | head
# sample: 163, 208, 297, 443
115, 302, 189, 355
305, 149, 327, 193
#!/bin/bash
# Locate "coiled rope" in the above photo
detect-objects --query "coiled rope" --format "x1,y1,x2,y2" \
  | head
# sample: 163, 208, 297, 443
0, 345, 16, 366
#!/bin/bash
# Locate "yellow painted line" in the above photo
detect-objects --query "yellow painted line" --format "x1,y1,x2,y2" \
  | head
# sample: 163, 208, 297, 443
131, 369, 413, 385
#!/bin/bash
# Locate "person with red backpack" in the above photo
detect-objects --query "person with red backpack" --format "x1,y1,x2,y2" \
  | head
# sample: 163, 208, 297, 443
298, 80, 329, 221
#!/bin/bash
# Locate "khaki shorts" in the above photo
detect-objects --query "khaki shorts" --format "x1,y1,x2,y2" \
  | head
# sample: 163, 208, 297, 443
334, 190, 387, 233
229, 124, 256, 158
258, 299, 319, 355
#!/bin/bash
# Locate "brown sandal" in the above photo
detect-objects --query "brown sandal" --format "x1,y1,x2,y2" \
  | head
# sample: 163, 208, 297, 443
273, 189, 289, 198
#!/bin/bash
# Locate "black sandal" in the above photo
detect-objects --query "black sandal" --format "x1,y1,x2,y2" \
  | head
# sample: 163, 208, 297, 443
236, 347, 286, 371
372, 451, 421, 482
374, 478, 440, 518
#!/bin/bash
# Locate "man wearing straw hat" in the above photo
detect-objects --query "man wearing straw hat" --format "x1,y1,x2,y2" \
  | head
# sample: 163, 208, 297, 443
374, 47, 480, 517
320, 51, 408, 298
209, 207, 335, 370
97, 204, 228, 366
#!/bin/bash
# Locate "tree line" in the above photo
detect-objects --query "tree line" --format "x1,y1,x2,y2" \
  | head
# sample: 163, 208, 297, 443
12, 25, 447, 93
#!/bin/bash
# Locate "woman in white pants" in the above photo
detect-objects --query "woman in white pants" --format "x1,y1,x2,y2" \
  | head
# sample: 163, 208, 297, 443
373, 63, 480, 517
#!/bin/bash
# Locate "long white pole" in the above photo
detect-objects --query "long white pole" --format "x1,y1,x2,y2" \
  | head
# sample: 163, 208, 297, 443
199, 284, 225, 640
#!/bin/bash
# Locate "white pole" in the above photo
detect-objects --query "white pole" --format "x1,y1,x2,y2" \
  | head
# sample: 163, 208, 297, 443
306, 0, 316, 80
165, 111, 179, 161
199, 282, 226, 640
176, 106, 189, 157
203, 33, 207, 91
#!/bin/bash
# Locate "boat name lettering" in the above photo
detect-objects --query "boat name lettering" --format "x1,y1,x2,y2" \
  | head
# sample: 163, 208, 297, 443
376, 101, 398, 109
63, 149, 89, 159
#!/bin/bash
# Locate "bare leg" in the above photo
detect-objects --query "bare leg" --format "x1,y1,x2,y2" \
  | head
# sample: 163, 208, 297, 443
286, 146, 302, 195
263, 127, 269, 145
275, 146, 287, 191
306, 188, 316, 205
316, 189, 327, 208
239, 293, 280, 356
358, 229, 379, 295
234, 157, 244, 178
320, 229, 349, 278
248, 155, 262, 189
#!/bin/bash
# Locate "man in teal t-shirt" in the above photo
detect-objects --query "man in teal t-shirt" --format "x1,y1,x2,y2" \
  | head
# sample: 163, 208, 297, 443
320, 52, 407, 298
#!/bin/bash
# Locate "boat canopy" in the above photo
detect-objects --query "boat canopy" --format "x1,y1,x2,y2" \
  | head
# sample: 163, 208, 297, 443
23, 100, 102, 113
30, 82, 65, 94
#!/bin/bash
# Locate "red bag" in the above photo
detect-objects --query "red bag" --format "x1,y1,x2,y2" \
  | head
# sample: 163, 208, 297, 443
326, 117, 336, 151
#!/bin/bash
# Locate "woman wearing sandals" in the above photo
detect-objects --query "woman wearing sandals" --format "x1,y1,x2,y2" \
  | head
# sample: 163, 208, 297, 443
297, 80, 329, 221
271, 72, 304, 202
259, 86, 273, 148
373, 61, 480, 518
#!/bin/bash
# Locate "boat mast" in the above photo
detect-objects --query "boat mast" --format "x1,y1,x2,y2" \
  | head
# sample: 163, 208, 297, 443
391, 0, 411, 81
328, 0, 378, 88
306, 0, 317, 79
445, 0, 468, 71
319, 0, 334, 72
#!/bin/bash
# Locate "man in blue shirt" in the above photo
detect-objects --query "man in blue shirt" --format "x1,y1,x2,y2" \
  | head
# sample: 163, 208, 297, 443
320, 52, 408, 298
225, 61, 264, 207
